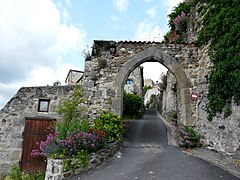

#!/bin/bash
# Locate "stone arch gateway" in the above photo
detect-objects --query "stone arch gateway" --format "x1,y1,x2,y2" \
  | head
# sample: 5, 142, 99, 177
84, 41, 198, 126
112, 46, 193, 125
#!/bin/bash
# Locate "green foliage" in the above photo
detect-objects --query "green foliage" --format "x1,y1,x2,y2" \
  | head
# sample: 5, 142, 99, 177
171, 111, 178, 121
53, 80, 61, 86
196, 0, 240, 120
146, 94, 156, 109
4, 164, 44, 180
55, 118, 90, 140
123, 92, 144, 118
172, 123, 200, 148
56, 85, 86, 139
164, 1, 191, 43
63, 150, 89, 172
160, 73, 167, 91
94, 111, 124, 142
167, 2, 191, 31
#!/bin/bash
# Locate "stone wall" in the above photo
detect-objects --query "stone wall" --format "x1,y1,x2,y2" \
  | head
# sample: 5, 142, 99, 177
83, 40, 198, 124
0, 86, 73, 175
161, 71, 179, 120
45, 141, 122, 179
161, 1, 240, 155
124, 66, 143, 96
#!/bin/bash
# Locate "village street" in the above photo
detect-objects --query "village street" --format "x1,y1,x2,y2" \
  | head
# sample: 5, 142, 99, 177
69, 109, 239, 180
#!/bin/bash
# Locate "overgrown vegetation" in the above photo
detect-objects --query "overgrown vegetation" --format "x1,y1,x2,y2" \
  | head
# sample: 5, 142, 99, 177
95, 111, 124, 142
164, 1, 191, 43
160, 73, 167, 91
123, 91, 144, 119
195, 0, 240, 120
146, 94, 156, 109
2, 164, 45, 180
165, 0, 240, 120
171, 122, 200, 148
31, 85, 123, 173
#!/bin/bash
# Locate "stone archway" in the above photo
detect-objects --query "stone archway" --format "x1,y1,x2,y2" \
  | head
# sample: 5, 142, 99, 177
112, 46, 194, 126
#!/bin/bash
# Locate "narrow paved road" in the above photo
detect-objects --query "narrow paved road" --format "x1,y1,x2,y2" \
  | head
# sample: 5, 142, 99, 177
69, 109, 239, 180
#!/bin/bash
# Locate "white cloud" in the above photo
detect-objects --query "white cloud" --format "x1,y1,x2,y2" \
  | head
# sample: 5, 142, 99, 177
146, 7, 157, 18
113, 0, 129, 13
166, 0, 183, 14
135, 19, 164, 42
0, 0, 87, 109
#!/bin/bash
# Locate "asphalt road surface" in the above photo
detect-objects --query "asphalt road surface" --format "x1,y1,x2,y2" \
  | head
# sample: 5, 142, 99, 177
69, 109, 239, 180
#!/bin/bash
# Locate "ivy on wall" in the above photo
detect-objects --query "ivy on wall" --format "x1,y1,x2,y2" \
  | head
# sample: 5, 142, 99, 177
165, 0, 240, 120
196, 0, 240, 120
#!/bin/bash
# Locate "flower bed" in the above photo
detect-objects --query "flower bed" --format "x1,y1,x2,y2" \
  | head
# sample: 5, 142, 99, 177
45, 141, 122, 179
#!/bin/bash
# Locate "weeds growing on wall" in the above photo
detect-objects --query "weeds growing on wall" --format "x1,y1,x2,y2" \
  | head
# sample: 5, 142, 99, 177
195, 0, 240, 120
164, 1, 191, 43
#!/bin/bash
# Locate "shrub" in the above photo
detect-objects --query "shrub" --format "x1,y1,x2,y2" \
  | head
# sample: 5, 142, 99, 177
31, 129, 106, 158
123, 92, 144, 118
164, 1, 191, 43
171, 123, 200, 148
94, 111, 124, 142
146, 94, 157, 109
4, 164, 45, 180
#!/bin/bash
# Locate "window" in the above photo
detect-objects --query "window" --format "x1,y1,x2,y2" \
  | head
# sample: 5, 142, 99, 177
38, 99, 50, 112
126, 79, 134, 85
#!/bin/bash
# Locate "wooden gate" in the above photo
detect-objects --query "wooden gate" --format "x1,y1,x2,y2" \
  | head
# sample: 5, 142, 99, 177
20, 118, 55, 172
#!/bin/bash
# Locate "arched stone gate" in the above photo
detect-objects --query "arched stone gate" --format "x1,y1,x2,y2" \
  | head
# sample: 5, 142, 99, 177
83, 40, 198, 126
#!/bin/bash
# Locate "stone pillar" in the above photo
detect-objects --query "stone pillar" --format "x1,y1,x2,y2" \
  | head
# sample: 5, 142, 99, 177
179, 88, 195, 126
45, 159, 64, 180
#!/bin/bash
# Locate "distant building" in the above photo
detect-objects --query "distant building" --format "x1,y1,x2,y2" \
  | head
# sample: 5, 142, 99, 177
124, 66, 144, 96
65, 69, 84, 85
144, 79, 153, 87
144, 81, 161, 105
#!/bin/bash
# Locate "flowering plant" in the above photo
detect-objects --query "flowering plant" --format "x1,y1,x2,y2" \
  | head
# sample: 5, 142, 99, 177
171, 122, 200, 148
31, 129, 106, 158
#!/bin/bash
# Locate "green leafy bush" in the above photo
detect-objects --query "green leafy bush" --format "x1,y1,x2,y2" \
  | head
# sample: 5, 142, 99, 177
56, 85, 87, 139
123, 92, 144, 118
164, 1, 191, 43
94, 111, 124, 142
171, 123, 200, 148
146, 94, 156, 109
4, 164, 45, 180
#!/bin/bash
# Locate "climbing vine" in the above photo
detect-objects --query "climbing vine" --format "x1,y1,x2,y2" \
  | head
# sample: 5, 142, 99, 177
165, 0, 240, 120
195, 0, 240, 120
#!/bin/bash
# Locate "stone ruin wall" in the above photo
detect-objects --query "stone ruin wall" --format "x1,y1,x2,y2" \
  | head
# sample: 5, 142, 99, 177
0, 86, 73, 174
83, 40, 199, 121
161, 2, 240, 155
161, 72, 179, 119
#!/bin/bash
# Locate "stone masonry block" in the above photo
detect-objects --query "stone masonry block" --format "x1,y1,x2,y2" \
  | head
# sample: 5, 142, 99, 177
147, 46, 158, 58
10, 148, 22, 161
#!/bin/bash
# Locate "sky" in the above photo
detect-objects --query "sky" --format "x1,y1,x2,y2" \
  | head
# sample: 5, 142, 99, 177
0, 0, 183, 109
